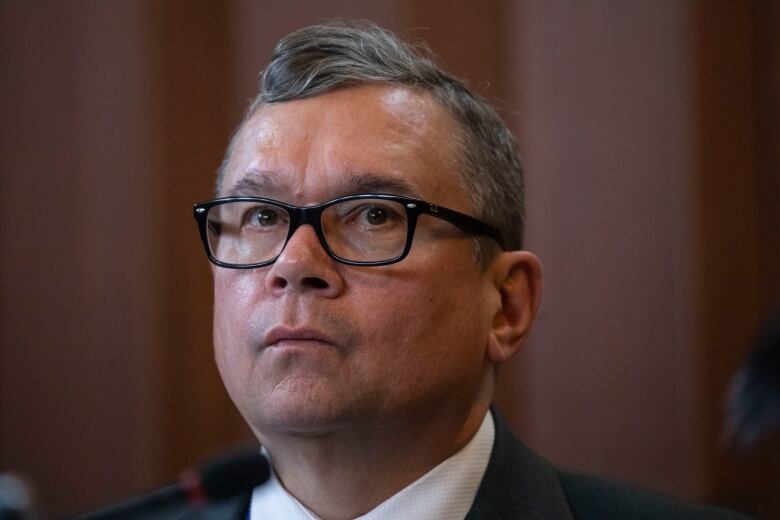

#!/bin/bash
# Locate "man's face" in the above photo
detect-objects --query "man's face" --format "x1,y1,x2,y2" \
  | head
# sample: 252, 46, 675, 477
214, 85, 501, 437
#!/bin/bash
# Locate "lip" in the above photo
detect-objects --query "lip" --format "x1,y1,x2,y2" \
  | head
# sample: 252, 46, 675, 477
262, 326, 336, 349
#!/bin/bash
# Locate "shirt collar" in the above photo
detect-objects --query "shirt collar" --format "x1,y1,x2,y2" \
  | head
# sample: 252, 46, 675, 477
249, 410, 495, 520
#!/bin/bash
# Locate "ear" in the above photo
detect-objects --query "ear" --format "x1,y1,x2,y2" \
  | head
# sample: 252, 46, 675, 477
486, 251, 543, 366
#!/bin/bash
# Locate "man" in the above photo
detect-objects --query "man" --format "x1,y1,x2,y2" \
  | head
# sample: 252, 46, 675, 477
187, 21, 745, 519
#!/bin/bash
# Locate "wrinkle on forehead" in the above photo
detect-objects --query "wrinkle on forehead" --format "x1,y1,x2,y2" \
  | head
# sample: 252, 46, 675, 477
220, 85, 467, 209
227, 168, 422, 202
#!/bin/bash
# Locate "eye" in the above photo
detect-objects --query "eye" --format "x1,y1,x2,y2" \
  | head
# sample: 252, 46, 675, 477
328, 199, 407, 231
354, 203, 406, 227
243, 206, 285, 229
365, 206, 388, 225
255, 209, 278, 226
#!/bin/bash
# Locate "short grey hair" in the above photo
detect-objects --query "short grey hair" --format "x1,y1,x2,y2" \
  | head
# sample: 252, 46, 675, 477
217, 20, 526, 251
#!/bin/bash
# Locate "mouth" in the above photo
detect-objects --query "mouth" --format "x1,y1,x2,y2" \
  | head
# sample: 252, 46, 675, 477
262, 326, 337, 349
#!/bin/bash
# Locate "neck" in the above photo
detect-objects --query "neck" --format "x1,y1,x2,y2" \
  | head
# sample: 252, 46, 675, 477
259, 401, 491, 520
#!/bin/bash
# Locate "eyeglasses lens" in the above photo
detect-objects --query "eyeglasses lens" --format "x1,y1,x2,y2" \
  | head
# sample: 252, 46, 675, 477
206, 201, 288, 265
205, 198, 409, 265
321, 198, 408, 262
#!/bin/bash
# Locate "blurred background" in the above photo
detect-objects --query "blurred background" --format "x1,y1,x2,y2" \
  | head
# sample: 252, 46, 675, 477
1, 0, 779, 518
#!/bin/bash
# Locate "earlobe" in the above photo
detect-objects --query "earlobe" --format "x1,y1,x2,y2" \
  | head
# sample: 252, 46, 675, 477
486, 251, 543, 366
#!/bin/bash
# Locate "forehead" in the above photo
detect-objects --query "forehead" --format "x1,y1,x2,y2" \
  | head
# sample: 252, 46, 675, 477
220, 85, 467, 207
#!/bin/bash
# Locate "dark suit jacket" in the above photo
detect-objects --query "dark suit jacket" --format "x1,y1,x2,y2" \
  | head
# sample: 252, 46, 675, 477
84, 412, 749, 519
464, 412, 748, 519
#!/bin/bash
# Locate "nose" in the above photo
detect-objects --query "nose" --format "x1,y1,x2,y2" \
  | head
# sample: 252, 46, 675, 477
264, 224, 344, 297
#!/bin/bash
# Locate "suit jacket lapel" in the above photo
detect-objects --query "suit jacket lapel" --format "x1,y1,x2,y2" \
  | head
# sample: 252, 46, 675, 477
172, 492, 250, 520
466, 410, 575, 520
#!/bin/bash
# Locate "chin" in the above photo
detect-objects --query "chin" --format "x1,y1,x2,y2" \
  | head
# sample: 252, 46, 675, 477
255, 408, 353, 438
244, 389, 359, 438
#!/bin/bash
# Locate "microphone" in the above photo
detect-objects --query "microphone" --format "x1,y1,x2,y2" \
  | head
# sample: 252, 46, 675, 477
72, 449, 270, 519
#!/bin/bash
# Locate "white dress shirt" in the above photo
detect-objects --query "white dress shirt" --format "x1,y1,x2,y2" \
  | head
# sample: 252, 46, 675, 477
248, 410, 495, 520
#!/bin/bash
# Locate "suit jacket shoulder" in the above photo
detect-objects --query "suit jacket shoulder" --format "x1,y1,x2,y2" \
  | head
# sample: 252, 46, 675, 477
466, 410, 752, 520
559, 472, 748, 520
165, 493, 250, 520
73, 492, 250, 520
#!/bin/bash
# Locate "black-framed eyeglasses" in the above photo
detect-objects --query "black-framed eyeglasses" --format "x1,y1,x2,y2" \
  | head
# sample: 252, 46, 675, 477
193, 193, 505, 268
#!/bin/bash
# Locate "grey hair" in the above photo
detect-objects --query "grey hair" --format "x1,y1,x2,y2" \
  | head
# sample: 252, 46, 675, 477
217, 20, 525, 252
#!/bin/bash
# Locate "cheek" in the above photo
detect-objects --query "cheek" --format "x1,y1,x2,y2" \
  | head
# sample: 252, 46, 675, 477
358, 267, 488, 376
213, 272, 260, 376
214, 271, 259, 330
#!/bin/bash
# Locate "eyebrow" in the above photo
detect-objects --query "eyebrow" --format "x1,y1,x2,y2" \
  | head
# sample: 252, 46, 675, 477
227, 172, 282, 197
341, 171, 421, 199
226, 169, 423, 200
